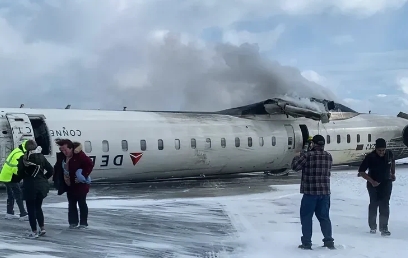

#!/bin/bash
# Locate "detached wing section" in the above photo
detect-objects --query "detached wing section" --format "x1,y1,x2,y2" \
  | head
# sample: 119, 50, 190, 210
218, 98, 334, 123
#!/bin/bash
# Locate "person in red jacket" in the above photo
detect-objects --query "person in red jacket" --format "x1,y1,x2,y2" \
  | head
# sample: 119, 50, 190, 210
54, 139, 94, 229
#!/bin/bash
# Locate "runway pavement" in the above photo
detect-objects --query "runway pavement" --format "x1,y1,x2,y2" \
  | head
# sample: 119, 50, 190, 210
1, 165, 406, 258
0, 172, 301, 258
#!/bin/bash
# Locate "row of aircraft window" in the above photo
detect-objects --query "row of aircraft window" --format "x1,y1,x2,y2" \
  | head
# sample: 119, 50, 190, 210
327, 133, 372, 144
82, 133, 372, 153
83, 136, 276, 153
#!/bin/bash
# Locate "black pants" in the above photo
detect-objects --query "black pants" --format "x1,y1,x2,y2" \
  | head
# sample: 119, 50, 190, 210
67, 192, 88, 226
25, 195, 45, 232
367, 180, 392, 231
5, 182, 27, 216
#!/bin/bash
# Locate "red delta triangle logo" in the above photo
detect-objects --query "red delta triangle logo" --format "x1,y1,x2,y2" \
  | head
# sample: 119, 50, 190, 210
129, 152, 143, 166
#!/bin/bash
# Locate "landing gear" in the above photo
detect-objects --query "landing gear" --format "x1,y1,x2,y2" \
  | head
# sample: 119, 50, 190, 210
264, 168, 290, 176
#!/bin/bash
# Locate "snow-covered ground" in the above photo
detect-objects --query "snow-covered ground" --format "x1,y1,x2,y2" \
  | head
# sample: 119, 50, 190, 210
396, 157, 408, 164
1, 168, 408, 257
221, 171, 408, 257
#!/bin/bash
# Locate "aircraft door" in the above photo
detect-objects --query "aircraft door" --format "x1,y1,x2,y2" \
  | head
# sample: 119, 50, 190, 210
299, 124, 309, 147
5, 113, 35, 148
284, 124, 295, 150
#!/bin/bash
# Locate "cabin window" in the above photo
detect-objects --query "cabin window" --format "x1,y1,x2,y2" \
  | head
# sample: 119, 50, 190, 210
175, 139, 180, 150
84, 141, 92, 153
327, 135, 330, 144
272, 136, 276, 146
140, 140, 147, 151
121, 140, 128, 151
235, 137, 240, 147
337, 135, 341, 143
368, 134, 371, 142
357, 134, 360, 143
102, 140, 109, 152
259, 137, 264, 146
191, 138, 196, 149
205, 138, 211, 149
347, 134, 350, 143
248, 137, 252, 147
221, 138, 226, 148
158, 139, 164, 150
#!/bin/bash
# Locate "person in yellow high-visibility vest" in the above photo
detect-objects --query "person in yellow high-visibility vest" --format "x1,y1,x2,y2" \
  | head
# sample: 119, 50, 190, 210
0, 140, 29, 220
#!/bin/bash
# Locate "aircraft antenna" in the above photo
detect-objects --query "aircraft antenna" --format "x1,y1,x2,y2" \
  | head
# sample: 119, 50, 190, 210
65, 105, 71, 109
20, 104, 24, 108
123, 107, 127, 111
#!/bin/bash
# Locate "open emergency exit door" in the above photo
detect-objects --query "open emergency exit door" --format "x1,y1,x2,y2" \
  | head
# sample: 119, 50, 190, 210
6, 113, 35, 148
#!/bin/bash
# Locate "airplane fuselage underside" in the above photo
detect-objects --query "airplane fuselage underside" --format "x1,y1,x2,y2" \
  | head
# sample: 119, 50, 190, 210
1, 105, 408, 183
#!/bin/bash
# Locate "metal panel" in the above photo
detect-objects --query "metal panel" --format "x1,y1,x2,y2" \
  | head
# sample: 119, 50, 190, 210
5, 113, 35, 149
284, 124, 295, 150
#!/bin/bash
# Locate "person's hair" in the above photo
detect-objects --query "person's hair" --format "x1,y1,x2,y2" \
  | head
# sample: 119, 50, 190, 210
312, 135, 325, 146
55, 138, 74, 149
25, 139, 38, 151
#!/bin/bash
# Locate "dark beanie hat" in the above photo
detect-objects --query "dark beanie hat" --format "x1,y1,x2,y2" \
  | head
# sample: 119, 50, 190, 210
312, 135, 325, 146
375, 138, 386, 148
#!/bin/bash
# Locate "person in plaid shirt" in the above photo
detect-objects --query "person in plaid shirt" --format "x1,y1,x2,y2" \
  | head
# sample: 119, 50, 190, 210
291, 134, 335, 250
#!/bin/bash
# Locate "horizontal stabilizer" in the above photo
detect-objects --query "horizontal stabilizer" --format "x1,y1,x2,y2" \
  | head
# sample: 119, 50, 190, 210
397, 112, 408, 120
218, 98, 333, 123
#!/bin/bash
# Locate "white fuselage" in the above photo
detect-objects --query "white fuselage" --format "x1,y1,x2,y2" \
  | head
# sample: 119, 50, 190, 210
1, 108, 407, 182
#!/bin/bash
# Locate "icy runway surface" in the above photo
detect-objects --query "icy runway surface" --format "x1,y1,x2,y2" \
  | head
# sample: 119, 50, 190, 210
1, 169, 408, 257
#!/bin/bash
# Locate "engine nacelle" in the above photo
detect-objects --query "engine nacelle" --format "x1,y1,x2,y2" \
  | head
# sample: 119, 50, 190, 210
402, 124, 408, 147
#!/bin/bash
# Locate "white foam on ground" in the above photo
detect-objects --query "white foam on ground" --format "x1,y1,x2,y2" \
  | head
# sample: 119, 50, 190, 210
0, 243, 62, 253
0, 242, 63, 258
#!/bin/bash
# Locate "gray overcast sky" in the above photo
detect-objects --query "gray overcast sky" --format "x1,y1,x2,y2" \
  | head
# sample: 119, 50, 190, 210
1, 0, 407, 114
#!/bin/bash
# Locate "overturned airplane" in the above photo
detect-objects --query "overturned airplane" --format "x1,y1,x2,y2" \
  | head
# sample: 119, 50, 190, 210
1, 96, 408, 182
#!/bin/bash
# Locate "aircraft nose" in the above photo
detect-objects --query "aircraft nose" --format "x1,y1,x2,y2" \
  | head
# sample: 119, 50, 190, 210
397, 112, 408, 147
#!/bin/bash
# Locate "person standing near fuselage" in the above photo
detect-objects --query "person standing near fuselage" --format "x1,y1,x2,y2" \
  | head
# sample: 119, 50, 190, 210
291, 135, 335, 250
54, 139, 94, 229
17, 140, 54, 238
358, 138, 394, 236
0, 140, 29, 221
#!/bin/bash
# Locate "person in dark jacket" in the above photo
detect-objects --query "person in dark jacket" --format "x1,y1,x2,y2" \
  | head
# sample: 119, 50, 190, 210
54, 139, 94, 229
16, 139, 54, 238
358, 138, 395, 236
53, 147, 67, 195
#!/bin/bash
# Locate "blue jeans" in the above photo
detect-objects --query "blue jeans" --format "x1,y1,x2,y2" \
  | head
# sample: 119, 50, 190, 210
5, 182, 27, 216
300, 194, 334, 246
